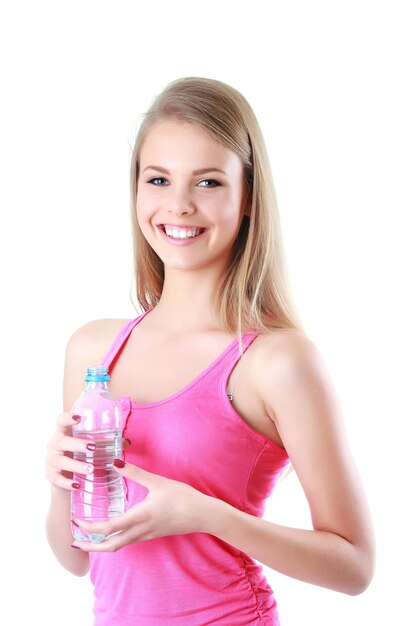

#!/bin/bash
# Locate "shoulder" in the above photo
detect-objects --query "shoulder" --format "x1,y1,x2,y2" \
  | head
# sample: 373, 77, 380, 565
66, 318, 131, 351
65, 318, 132, 363
251, 329, 334, 420
62, 318, 131, 411
252, 328, 321, 373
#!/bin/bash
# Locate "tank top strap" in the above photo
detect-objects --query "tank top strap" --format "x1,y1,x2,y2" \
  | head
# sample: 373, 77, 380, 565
222, 331, 258, 376
217, 331, 258, 400
101, 309, 152, 372
239, 331, 258, 353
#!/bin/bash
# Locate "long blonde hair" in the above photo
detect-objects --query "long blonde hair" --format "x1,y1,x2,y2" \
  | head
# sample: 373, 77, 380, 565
129, 77, 305, 336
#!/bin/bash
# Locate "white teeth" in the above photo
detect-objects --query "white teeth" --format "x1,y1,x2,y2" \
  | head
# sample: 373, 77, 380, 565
164, 226, 202, 239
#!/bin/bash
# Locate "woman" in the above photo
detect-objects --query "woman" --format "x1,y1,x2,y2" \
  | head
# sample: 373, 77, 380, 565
46, 77, 375, 625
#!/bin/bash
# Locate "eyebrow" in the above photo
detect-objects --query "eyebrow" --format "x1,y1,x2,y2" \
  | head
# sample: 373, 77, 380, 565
142, 165, 228, 176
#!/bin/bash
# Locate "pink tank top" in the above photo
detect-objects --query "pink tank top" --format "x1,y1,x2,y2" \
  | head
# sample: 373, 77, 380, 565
89, 311, 290, 625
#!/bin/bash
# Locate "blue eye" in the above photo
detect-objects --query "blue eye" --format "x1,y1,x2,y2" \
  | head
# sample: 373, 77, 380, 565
198, 179, 220, 188
148, 177, 168, 186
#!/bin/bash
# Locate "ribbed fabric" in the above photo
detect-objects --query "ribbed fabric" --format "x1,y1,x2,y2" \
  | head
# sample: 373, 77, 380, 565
89, 310, 290, 625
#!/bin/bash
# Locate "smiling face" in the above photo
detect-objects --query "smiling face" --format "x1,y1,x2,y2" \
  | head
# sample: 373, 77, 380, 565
136, 118, 249, 276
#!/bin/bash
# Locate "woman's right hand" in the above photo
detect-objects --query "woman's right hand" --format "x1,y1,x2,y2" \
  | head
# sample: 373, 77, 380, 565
45, 413, 95, 491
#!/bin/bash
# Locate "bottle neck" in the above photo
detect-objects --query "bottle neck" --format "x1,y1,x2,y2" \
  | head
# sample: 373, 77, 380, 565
84, 381, 110, 392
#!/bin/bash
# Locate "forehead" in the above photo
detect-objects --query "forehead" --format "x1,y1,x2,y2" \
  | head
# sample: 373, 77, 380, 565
140, 119, 243, 174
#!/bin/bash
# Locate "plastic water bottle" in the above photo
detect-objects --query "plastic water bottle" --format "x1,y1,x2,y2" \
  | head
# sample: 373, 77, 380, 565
71, 365, 125, 543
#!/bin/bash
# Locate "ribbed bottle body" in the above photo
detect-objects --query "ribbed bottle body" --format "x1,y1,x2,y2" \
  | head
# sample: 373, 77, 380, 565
70, 366, 125, 543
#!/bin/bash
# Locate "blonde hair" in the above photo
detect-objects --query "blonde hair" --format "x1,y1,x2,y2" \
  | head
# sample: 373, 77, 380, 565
129, 77, 305, 336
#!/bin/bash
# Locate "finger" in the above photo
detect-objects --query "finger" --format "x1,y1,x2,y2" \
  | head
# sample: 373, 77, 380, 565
74, 504, 148, 539
51, 453, 94, 476
113, 460, 159, 488
72, 523, 149, 553
47, 470, 83, 491
56, 412, 82, 430
52, 434, 97, 456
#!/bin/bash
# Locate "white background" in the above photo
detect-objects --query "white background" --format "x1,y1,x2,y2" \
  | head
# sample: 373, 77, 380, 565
1, 1, 416, 624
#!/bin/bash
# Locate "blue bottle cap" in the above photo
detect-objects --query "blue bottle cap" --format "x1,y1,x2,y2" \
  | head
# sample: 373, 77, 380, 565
85, 366, 110, 382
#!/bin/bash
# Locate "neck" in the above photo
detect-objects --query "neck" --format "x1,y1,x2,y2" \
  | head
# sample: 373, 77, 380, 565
151, 267, 227, 333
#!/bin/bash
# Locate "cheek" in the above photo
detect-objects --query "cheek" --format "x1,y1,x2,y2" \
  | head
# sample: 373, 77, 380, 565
136, 212, 155, 249
136, 194, 152, 229
214, 195, 244, 229
136, 208, 152, 244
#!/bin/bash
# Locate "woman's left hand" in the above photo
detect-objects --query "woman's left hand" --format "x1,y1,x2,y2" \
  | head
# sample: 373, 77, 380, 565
71, 461, 215, 552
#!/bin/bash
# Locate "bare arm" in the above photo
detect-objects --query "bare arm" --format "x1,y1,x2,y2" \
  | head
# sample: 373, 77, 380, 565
206, 333, 375, 595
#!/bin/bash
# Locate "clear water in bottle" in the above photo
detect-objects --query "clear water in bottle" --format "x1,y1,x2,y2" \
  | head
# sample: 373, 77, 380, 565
70, 365, 125, 543
72, 430, 124, 543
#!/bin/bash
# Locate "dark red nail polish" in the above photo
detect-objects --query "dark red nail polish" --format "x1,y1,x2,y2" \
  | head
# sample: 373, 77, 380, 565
72, 482, 80, 490
113, 458, 126, 468
71, 544, 81, 549
86, 443, 96, 451
72, 520, 79, 527
72, 415, 81, 421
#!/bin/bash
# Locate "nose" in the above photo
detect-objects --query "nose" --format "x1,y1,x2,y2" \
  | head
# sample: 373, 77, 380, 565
166, 185, 196, 216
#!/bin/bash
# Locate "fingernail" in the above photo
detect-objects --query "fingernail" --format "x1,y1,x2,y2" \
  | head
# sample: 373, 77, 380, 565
71, 482, 80, 490
86, 443, 96, 451
71, 544, 81, 549
72, 415, 81, 421
113, 458, 126, 468
125, 438, 131, 446
72, 520, 79, 527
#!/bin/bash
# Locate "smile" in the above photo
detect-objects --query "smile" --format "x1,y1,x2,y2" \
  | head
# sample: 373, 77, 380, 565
158, 224, 206, 240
